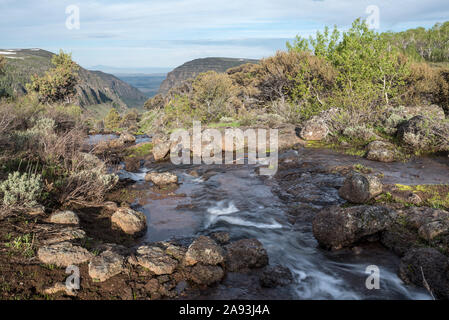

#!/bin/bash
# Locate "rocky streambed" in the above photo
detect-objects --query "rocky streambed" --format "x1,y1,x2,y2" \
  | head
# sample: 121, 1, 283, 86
5, 131, 449, 300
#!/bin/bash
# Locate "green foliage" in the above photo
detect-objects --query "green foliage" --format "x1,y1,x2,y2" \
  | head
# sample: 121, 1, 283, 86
5, 234, 34, 258
104, 108, 122, 131
0, 172, 42, 208
26, 50, 79, 104
192, 71, 238, 122
0, 56, 5, 75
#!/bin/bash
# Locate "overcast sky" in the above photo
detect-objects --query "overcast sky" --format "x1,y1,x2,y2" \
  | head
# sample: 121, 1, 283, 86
1, 0, 448, 69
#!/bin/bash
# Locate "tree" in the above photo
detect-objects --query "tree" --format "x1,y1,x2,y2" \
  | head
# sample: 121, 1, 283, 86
27, 50, 79, 104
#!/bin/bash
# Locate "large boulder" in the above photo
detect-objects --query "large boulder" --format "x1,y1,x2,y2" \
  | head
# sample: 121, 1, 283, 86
119, 132, 136, 144
145, 172, 178, 186
399, 248, 449, 300
131, 245, 178, 275
402, 207, 449, 241
111, 207, 147, 237
184, 236, 225, 266
124, 157, 140, 172
38, 226, 86, 245
300, 117, 329, 141
225, 239, 269, 272
152, 141, 171, 161
397, 115, 449, 152
366, 141, 399, 163
312, 205, 397, 250
338, 172, 383, 204
49, 211, 80, 225
88, 250, 125, 282
38, 242, 93, 267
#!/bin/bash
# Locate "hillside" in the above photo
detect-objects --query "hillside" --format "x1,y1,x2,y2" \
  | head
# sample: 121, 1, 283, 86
158, 57, 259, 94
0, 49, 148, 111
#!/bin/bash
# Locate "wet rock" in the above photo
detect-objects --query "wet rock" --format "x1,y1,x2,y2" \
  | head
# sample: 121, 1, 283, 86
131, 245, 178, 275
189, 264, 224, 286
184, 236, 225, 266
225, 239, 269, 272
152, 141, 171, 161
312, 205, 397, 250
119, 132, 136, 144
111, 207, 147, 237
210, 232, 230, 245
366, 141, 398, 163
43, 282, 77, 296
38, 242, 93, 267
158, 242, 187, 261
300, 117, 329, 141
338, 172, 383, 204
403, 207, 449, 241
124, 157, 140, 172
49, 210, 80, 225
145, 172, 178, 186
260, 265, 293, 288
88, 250, 125, 282
144, 278, 160, 295
399, 248, 449, 300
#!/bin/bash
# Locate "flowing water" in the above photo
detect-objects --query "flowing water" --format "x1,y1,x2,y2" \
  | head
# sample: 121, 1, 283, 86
96, 135, 449, 299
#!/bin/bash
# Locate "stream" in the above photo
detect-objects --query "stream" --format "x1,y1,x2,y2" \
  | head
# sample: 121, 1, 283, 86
99, 135, 449, 299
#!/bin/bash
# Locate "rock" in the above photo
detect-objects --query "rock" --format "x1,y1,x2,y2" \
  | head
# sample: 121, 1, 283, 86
144, 278, 160, 294
399, 248, 449, 299
312, 205, 397, 250
38, 242, 93, 267
119, 132, 136, 144
43, 282, 76, 296
225, 239, 269, 272
102, 201, 119, 211
260, 265, 293, 288
145, 172, 178, 186
159, 242, 187, 262
403, 207, 449, 241
38, 226, 86, 245
88, 250, 125, 282
111, 207, 147, 237
189, 264, 224, 286
300, 117, 329, 141
27, 205, 45, 216
338, 172, 383, 204
366, 141, 398, 163
152, 141, 171, 161
132, 245, 178, 275
184, 236, 225, 266
49, 211, 80, 225
124, 157, 140, 172
397, 115, 449, 152
210, 232, 230, 245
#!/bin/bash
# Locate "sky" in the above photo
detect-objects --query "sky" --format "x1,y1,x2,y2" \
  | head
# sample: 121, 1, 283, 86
1, 0, 449, 70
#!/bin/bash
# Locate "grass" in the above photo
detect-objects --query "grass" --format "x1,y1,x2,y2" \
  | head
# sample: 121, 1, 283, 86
305, 139, 367, 157
393, 184, 449, 210
207, 121, 241, 129
5, 234, 34, 258
125, 142, 153, 159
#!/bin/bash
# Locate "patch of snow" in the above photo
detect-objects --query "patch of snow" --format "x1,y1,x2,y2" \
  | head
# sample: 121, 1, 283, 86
0, 51, 16, 55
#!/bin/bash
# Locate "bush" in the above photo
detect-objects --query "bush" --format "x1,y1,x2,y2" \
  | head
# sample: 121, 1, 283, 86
192, 71, 238, 122
0, 172, 42, 208
26, 50, 79, 104
104, 108, 122, 131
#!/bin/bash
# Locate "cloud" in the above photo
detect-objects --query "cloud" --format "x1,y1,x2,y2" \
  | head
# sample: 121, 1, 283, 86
1, 0, 448, 67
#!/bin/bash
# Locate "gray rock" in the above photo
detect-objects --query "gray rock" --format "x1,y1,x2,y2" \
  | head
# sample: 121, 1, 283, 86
189, 264, 224, 286
88, 250, 125, 282
111, 207, 147, 237
366, 141, 398, 163
184, 236, 225, 266
312, 205, 397, 250
38, 242, 93, 267
145, 172, 178, 186
132, 245, 178, 275
300, 117, 329, 141
338, 172, 383, 204
49, 211, 80, 225
152, 141, 171, 161
260, 265, 294, 288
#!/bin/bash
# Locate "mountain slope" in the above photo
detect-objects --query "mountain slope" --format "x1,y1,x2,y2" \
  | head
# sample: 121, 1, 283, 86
0, 49, 147, 110
159, 57, 259, 94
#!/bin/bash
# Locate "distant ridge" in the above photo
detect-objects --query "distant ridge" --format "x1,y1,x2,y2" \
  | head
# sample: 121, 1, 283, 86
158, 57, 259, 94
0, 49, 148, 110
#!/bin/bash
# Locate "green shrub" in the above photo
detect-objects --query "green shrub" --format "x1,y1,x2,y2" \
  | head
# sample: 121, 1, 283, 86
0, 172, 42, 208
104, 108, 122, 131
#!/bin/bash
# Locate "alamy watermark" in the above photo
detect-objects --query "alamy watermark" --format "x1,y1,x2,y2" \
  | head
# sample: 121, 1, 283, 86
65, 265, 80, 291
365, 5, 380, 30
65, 5, 80, 30
169, 121, 279, 176
365, 265, 380, 290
